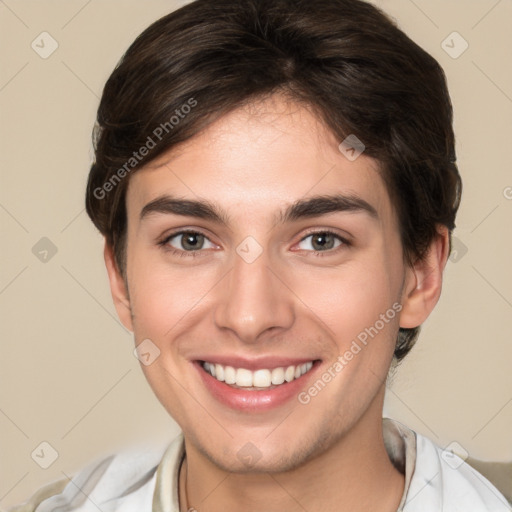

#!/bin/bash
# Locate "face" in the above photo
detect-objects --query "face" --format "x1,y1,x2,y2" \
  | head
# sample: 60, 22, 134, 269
112, 95, 418, 473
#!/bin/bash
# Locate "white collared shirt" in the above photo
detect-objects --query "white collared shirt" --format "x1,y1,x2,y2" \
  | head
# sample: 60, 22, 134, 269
9, 418, 511, 512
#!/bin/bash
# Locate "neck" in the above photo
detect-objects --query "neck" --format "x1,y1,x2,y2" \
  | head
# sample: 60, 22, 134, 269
179, 396, 404, 512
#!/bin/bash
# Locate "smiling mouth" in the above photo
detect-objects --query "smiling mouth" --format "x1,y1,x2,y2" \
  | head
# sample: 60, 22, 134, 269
199, 360, 320, 390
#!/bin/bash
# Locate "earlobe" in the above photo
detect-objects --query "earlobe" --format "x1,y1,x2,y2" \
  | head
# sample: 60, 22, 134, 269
103, 241, 134, 332
399, 225, 450, 329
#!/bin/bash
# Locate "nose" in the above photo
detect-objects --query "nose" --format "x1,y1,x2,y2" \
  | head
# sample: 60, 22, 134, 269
214, 247, 295, 343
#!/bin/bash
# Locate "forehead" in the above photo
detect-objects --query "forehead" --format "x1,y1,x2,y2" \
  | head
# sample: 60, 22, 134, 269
126, 95, 393, 227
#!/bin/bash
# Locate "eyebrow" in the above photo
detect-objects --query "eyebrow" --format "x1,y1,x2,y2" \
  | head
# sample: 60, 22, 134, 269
139, 193, 379, 226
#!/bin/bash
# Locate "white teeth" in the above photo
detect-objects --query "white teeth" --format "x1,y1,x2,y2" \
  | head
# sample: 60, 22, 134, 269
215, 364, 224, 382
271, 367, 285, 385
253, 369, 271, 387
285, 365, 295, 382
224, 366, 236, 385
201, 360, 315, 389
236, 368, 253, 387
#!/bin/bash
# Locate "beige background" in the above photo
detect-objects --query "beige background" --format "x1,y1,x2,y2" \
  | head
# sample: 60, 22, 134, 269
1, 0, 511, 509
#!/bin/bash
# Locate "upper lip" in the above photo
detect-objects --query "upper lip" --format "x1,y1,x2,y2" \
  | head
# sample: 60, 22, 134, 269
194, 355, 320, 371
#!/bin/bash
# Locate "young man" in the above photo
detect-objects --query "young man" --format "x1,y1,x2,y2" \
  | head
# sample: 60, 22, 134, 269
9, 0, 511, 511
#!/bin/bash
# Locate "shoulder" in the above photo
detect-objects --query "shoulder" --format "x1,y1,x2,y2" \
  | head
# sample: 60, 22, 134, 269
7, 478, 69, 512
7, 439, 174, 512
406, 429, 511, 511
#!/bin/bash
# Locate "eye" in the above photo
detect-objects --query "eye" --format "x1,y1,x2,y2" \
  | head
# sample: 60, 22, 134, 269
158, 229, 349, 258
296, 230, 348, 254
162, 230, 216, 252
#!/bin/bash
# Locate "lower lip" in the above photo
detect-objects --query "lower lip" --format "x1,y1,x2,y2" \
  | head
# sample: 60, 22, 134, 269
194, 361, 321, 411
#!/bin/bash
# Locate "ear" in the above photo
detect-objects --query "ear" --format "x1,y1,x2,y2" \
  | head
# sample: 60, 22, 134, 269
399, 225, 451, 329
104, 241, 134, 332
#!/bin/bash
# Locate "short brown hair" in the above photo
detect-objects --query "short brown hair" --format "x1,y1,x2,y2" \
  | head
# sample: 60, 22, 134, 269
85, 0, 462, 364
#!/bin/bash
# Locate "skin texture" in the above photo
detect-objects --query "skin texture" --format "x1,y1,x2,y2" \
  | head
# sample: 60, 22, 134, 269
104, 94, 449, 512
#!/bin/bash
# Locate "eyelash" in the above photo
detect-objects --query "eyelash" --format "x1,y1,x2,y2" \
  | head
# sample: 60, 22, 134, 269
158, 229, 351, 259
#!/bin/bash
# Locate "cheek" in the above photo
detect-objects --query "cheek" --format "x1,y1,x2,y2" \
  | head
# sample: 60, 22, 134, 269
127, 250, 219, 339
127, 232, 402, 354
292, 256, 398, 334
288, 253, 401, 386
